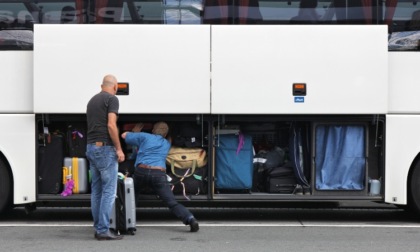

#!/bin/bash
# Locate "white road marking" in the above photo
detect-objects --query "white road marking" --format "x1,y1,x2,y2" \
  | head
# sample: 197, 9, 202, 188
1, 223, 420, 228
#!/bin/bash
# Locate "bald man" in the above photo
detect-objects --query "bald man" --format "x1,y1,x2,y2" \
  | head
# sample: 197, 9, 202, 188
86, 74, 125, 240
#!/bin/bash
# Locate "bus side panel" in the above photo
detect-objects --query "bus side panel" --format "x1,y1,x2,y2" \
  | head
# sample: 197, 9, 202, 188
388, 52, 420, 114
385, 115, 420, 205
0, 115, 36, 205
34, 24, 211, 114
0, 51, 33, 113
211, 25, 388, 114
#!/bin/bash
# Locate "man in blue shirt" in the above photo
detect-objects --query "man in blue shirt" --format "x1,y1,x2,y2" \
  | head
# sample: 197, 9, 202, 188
121, 122, 199, 232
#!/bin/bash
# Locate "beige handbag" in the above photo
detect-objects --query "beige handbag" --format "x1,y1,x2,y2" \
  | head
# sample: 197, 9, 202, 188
166, 147, 207, 177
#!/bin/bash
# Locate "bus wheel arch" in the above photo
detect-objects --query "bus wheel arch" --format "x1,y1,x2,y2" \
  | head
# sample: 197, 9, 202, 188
0, 153, 13, 215
407, 154, 420, 215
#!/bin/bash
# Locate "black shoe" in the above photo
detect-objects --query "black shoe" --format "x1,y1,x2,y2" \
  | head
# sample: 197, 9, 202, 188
94, 232, 98, 239
189, 218, 199, 232
96, 231, 123, 241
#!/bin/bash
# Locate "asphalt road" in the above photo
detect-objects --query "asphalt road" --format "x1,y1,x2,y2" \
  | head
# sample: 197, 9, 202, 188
0, 202, 419, 252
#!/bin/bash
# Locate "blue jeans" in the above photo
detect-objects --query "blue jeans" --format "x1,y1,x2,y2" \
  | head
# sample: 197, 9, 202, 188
86, 144, 118, 234
134, 168, 194, 224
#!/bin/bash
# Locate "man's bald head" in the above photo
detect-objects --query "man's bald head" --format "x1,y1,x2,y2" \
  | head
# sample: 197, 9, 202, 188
102, 74, 117, 87
101, 74, 118, 94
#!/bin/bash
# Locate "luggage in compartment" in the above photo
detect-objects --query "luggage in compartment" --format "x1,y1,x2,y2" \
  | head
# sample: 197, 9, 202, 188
265, 166, 297, 194
215, 133, 253, 190
166, 146, 207, 177
110, 177, 136, 235
66, 124, 87, 157
38, 133, 65, 194
166, 145, 208, 198
171, 122, 205, 148
169, 165, 208, 198
63, 157, 89, 194
252, 147, 286, 192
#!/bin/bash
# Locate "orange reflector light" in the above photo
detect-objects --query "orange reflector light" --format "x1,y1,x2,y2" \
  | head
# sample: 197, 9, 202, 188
116, 82, 129, 95
118, 83, 128, 89
294, 84, 305, 89
292, 83, 306, 96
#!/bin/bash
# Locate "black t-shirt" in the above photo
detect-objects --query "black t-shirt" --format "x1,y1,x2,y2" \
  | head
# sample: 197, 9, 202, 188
86, 91, 119, 145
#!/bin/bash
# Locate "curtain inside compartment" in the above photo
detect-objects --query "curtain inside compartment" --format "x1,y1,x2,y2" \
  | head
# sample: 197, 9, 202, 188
315, 125, 366, 190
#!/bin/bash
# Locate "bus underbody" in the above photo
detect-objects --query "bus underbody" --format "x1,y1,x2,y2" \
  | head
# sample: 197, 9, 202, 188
35, 113, 385, 207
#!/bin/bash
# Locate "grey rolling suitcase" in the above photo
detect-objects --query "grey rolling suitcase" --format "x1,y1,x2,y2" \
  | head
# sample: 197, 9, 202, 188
110, 177, 136, 235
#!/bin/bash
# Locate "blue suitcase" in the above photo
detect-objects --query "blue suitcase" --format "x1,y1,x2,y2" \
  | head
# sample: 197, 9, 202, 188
215, 133, 253, 190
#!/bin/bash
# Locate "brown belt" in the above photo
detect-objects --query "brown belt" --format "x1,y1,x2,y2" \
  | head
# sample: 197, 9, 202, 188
94, 142, 112, 147
138, 164, 166, 172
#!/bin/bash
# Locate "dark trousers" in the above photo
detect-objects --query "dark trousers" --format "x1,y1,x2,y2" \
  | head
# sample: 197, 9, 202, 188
133, 168, 193, 224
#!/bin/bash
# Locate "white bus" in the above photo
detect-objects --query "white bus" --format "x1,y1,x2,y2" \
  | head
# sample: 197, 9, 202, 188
1, 0, 420, 215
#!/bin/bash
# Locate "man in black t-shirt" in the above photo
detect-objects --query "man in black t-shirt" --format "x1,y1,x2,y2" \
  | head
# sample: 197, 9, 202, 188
86, 74, 125, 241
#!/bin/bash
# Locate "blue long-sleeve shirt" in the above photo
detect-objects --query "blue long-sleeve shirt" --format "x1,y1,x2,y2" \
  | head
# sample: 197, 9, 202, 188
124, 132, 171, 168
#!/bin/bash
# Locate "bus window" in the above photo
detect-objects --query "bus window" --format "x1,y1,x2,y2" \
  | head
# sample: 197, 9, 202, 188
388, 1, 420, 51
163, 0, 204, 24
60, 6, 76, 24
388, 0, 420, 33
408, 10, 420, 31
203, 0, 262, 24
4, 0, 419, 27
0, 2, 34, 50
2, 0, 420, 51
0, 2, 34, 28
37, 1, 83, 24
122, 0, 203, 24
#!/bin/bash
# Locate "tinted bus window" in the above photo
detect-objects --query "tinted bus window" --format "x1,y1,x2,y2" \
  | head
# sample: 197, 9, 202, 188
0, 2, 34, 50
388, 1, 420, 51
1, 0, 420, 51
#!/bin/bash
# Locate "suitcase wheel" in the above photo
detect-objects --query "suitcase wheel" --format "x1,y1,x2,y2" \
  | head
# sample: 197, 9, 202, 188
128, 228, 136, 235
